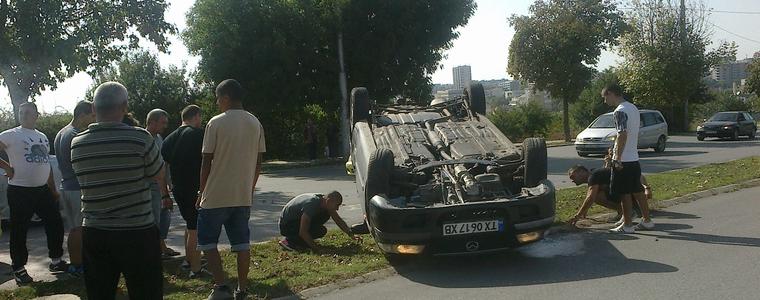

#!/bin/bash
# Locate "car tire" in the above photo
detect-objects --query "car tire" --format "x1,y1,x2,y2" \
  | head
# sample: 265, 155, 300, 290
697, 134, 705, 141
654, 135, 666, 153
732, 129, 739, 141
523, 138, 547, 187
749, 129, 756, 140
577, 151, 589, 157
351, 87, 370, 125
365, 148, 394, 212
464, 82, 486, 115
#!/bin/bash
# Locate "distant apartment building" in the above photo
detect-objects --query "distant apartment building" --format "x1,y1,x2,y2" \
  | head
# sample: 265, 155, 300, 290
710, 58, 753, 87
453, 65, 472, 90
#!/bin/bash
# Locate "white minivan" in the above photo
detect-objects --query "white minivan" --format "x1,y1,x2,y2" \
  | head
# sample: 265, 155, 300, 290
574, 109, 668, 157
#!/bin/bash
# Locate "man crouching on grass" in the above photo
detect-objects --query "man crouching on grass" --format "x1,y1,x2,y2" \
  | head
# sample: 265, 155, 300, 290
278, 191, 361, 253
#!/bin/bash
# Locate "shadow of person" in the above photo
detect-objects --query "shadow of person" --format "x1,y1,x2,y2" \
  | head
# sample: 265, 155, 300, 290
392, 232, 678, 289
649, 210, 700, 220
637, 230, 760, 248
0, 261, 11, 283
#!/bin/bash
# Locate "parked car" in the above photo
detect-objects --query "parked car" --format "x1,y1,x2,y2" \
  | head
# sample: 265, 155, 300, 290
346, 83, 555, 256
696, 111, 756, 141
574, 109, 668, 157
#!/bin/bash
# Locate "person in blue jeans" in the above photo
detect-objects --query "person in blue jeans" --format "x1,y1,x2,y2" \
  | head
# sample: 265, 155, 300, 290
197, 79, 266, 300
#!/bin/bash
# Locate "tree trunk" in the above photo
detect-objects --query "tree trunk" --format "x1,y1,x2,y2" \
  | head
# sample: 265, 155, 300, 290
5, 79, 31, 125
563, 98, 571, 142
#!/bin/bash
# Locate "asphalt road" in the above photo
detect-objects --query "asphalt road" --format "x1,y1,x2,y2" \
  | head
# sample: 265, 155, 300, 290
314, 185, 760, 300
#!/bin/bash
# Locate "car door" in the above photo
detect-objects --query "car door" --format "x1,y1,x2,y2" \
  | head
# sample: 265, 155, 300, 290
737, 113, 751, 135
743, 113, 756, 135
638, 112, 655, 147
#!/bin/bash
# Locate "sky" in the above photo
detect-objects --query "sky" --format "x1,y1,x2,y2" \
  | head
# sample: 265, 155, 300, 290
1, 0, 759, 113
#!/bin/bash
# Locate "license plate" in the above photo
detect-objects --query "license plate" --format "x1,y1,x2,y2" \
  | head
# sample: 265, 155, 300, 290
443, 220, 504, 236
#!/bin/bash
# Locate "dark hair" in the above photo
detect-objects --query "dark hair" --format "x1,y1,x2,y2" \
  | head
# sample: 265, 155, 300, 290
19, 102, 38, 112
73, 100, 94, 118
327, 191, 343, 204
568, 165, 588, 176
602, 83, 624, 97
181, 105, 202, 121
215, 79, 244, 103
122, 113, 141, 127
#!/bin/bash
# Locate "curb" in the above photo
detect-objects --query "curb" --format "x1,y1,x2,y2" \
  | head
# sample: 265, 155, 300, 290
274, 177, 760, 299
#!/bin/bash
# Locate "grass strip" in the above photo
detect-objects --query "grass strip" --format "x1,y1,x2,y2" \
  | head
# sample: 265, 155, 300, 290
4, 156, 760, 299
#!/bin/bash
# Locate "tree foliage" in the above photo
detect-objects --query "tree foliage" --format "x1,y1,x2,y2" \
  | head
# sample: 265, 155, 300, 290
747, 54, 760, 96
87, 51, 198, 134
0, 0, 175, 122
183, 0, 475, 158
507, 0, 625, 142
488, 101, 554, 142
617, 0, 737, 130
570, 68, 621, 130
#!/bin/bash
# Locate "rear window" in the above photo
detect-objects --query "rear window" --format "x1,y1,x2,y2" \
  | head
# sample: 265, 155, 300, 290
590, 114, 615, 128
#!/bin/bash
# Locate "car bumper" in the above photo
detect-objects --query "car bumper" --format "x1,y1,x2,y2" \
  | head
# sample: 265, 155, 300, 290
574, 142, 613, 154
367, 180, 556, 255
697, 128, 736, 137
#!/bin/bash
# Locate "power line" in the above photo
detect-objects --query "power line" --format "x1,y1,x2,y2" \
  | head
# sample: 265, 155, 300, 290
707, 21, 760, 45
619, 7, 760, 15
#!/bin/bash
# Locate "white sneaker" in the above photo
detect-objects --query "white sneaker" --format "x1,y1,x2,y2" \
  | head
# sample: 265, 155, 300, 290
635, 220, 655, 230
609, 223, 635, 233
613, 216, 625, 227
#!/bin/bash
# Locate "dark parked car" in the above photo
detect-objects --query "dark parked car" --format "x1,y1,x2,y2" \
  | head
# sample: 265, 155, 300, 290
696, 111, 756, 141
346, 83, 556, 256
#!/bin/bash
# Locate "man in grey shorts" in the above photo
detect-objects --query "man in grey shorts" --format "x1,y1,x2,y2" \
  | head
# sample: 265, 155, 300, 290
54, 100, 95, 275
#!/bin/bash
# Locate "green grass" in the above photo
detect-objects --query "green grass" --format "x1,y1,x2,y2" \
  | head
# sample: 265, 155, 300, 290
3, 156, 760, 299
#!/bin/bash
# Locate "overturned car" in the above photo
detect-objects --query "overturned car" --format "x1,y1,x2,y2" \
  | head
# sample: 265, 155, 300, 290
347, 83, 556, 256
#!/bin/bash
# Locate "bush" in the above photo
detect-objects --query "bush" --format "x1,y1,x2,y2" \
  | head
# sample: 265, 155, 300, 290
489, 101, 554, 141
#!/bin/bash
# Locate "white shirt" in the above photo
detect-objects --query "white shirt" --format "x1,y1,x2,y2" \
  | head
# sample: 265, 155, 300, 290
0, 126, 52, 187
613, 101, 640, 162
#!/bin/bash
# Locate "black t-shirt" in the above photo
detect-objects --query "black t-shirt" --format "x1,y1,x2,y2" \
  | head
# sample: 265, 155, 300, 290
161, 125, 204, 192
280, 193, 331, 230
588, 167, 612, 187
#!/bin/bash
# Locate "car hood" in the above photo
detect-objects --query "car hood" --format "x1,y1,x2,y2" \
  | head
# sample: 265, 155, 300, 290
702, 121, 737, 127
576, 128, 616, 140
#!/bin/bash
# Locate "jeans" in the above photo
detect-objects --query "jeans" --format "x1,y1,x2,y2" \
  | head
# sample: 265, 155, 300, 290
197, 206, 251, 252
8, 185, 64, 270
82, 226, 162, 300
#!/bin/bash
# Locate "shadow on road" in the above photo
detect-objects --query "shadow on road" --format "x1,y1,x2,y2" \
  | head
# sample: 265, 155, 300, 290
391, 232, 677, 289
262, 164, 352, 182
650, 210, 700, 220
639, 150, 708, 157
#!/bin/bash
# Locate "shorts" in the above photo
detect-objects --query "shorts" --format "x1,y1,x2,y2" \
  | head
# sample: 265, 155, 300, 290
197, 206, 251, 252
60, 190, 83, 229
173, 189, 198, 230
611, 161, 644, 198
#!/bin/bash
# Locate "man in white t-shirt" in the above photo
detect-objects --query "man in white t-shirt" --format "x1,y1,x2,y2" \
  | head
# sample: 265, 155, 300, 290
602, 84, 654, 233
0, 102, 67, 285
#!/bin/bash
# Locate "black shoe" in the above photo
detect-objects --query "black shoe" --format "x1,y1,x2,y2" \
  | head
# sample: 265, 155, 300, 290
13, 268, 33, 285
182, 258, 209, 271
49, 260, 69, 273
234, 289, 248, 300
189, 267, 212, 279
207, 284, 234, 300
350, 221, 370, 234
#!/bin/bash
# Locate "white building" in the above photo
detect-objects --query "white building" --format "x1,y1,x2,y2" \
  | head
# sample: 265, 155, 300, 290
453, 65, 472, 90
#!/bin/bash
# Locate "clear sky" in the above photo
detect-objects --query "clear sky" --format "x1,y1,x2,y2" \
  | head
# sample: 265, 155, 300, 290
2, 0, 759, 113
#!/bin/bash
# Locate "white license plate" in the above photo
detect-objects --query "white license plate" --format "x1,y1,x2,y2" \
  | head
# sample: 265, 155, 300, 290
443, 220, 504, 236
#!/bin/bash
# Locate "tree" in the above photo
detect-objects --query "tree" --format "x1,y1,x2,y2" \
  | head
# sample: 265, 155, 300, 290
87, 51, 198, 133
747, 53, 760, 96
570, 68, 621, 129
617, 0, 737, 130
0, 0, 175, 122
183, 0, 476, 158
507, 0, 625, 142
489, 101, 554, 141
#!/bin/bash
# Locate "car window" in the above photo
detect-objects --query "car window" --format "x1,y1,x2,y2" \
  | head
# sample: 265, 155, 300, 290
743, 113, 753, 121
655, 113, 665, 124
709, 112, 738, 122
590, 114, 615, 128
642, 113, 657, 127
738, 113, 746, 121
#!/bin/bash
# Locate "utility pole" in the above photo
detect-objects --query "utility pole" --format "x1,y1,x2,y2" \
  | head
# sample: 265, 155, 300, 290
680, 0, 688, 131
338, 32, 350, 157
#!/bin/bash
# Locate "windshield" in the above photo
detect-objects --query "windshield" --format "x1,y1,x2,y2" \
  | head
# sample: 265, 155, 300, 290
709, 113, 737, 122
590, 114, 615, 128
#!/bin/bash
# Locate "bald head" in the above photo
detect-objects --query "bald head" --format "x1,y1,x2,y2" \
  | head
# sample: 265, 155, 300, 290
93, 82, 128, 122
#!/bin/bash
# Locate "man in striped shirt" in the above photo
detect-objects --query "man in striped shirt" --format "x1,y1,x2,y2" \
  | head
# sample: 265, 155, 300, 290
71, 82, 166, 300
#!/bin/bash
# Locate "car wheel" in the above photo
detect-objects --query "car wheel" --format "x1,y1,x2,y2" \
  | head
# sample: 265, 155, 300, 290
749, 129, 756, 140
732, 129, 739, 141
351, 87, 370, 125
365, 148, 394, 213
654, 136, 666, 153
577, 151, 589, 157
697, 134, 705, 141
464, 82, 486, 115
523, 138, 548, 187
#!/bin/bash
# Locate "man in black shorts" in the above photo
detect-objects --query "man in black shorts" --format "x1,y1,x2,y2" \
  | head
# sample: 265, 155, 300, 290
603, 84, 654, 233
161, 105, 207, 277
567, 165, 652, 226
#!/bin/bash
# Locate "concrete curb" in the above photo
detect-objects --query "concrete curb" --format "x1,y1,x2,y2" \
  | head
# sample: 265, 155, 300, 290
274, 177, 760, 299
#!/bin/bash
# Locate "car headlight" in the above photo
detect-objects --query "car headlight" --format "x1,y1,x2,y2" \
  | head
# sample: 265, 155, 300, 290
604, 135, 616, 142
697, 125, 704, 130
723, 126, 732, 130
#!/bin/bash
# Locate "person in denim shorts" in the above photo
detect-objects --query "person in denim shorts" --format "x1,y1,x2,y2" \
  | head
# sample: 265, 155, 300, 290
197, 79, 266, 300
